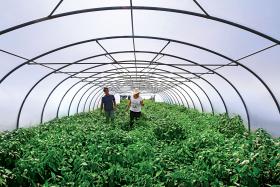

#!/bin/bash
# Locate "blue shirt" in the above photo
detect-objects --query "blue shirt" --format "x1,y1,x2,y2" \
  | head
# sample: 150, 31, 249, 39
102, 95, 115, 111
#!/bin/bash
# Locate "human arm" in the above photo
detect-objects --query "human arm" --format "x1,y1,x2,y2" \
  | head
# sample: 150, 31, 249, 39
112, 95, 117, 110
140, 100, 144, 107
126, 100, 131, 111
100, 99, 103, 113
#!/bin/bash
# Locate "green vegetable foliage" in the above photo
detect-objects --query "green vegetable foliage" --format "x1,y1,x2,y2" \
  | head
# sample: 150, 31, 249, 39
0, 100, 279, 186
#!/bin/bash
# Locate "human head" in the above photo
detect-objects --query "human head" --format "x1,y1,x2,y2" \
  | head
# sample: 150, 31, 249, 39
132, 88, 140, 97
103, 87, 109, 95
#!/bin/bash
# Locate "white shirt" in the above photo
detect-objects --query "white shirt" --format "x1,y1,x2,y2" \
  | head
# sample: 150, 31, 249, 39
130, 96, 143, 112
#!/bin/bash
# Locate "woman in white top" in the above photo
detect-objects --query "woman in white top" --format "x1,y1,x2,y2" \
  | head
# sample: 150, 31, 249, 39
127, 88, 144, 127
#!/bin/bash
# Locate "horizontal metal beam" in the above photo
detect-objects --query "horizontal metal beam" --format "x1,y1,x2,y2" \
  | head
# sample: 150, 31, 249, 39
98, 84, 172, 89
96, 83, 174, 91
58, 71, 213, 74
84, 80, 188, 84
80, 77, 196, 80
79, 77, 187, 87
29, 60, 238, 67
0, 6, 279, 44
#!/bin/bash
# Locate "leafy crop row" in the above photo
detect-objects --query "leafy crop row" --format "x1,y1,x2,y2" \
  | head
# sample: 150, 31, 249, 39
0, 100, 279, 186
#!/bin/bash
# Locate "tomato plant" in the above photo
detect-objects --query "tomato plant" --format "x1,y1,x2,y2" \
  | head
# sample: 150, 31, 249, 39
0, 100, 279, 186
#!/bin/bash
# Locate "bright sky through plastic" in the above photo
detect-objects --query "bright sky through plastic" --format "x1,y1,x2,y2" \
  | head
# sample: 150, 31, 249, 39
0, 0, 279, 136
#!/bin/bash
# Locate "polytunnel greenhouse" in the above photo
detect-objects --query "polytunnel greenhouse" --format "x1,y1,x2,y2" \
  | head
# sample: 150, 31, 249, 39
0, 0, 280, 186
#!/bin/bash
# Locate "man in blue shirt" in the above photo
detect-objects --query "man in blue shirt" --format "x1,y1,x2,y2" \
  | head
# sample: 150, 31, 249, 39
100, 87, 116, 123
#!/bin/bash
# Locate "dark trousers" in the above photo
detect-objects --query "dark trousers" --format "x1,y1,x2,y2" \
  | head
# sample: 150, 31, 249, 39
130, 111, 141, 126
105, 110, 115, 123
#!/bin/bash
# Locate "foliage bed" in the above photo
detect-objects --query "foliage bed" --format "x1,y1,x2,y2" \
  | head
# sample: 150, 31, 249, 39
0, 100, 279, 186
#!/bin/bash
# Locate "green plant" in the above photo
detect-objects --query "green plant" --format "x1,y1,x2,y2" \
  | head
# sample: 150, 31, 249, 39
0, 100, 279, 186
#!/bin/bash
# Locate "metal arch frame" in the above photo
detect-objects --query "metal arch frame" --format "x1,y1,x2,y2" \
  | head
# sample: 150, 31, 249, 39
59, 63, 203, 117
47, 49, 225, 114
39, 59, 215, 124
159, 92, 171, 104
89, 88, 120, 111
1, 32, 256, 126
82, 84, 171, 112
10, 43, 215, 122
2, 37, 272, 132
163, 92, 174, 104
5, 34, 277, 121
5, 44, 276, 131
92, 92, 104, 110
16, 46, 245, 129
164, 89, 182, 104
69, 75, 185, 115
101, 90, 173, 108
64, 71, 194, 119
57, 49, 270, 129
0, 6, 279, 44
57, 69, 195, 118
45, 69, 193, 123
1, 34, 278, 117
157, 92, 170, 103
77, 78, 190, 114
68, 73, 187, 115
82, 86, 103, 112
38, 60, 200, 123
93, 90, 120, 110
0, 8, 278, 113
88, 88, 170, 111
88, 88, 105, 111
92, 89, 119, 112
62, 67, 201, 116
127, 37, 279, 119
72, 70, 194, 114
0, 43, 220, 112
156, 92, 169, 104
161, 92, 173, 104
15, 45, 232, 129
80, 84, 122, 112
19, 47, 228, 128
65, 50, 217, 111
160, 89, 179, 104
98, 76, 195, 107
0, 6, 279, 130
4, 34, 278, 128
92, 90, 120, 112
76, 74, 191, 114
149, 91, 170, 104
161, 94, 169, 103
97, 74, 191, 105
157, 93, 169, 103
88, 85, 172, 113
154, 50, 251, 128
80, 75, 188, 114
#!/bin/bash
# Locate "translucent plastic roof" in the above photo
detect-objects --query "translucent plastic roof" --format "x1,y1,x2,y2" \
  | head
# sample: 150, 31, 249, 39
0, 0, 279, 136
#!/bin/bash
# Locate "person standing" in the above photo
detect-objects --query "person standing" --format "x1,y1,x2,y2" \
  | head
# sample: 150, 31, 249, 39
126, 88, 144, 127
100, 87, 116, 123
